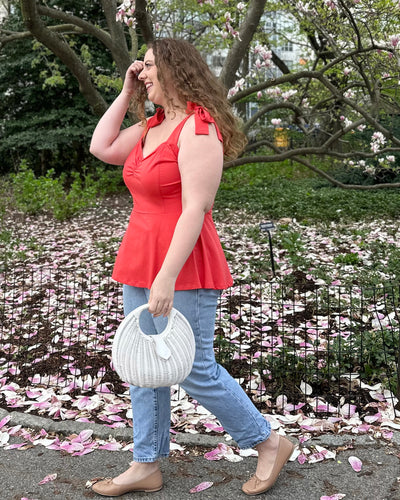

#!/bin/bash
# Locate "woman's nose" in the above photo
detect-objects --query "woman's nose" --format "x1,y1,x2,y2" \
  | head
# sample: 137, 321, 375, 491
138, 68, 146, 80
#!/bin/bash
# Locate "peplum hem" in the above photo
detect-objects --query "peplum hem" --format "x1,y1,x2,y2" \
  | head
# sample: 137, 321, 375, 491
112, 212, 232, 290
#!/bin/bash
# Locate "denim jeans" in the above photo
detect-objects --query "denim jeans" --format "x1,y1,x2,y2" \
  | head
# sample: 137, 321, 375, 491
123, 285, 271, 462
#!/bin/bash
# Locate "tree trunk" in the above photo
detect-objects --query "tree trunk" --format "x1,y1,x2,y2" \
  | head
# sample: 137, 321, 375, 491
219, 0, 267, 90
20, 0, 108, 117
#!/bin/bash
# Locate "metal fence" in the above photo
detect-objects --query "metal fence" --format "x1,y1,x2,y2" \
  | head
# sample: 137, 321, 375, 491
1, 267, 399, 416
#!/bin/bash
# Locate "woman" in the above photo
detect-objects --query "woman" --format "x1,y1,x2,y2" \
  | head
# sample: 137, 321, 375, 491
89, 38, 294, 497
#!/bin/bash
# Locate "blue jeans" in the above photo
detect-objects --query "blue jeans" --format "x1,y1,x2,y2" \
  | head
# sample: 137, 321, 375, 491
123, 285, 271, 462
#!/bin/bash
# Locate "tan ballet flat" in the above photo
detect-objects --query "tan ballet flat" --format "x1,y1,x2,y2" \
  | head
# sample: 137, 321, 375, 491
242, 436, 294, 496
91, 469, 163, 497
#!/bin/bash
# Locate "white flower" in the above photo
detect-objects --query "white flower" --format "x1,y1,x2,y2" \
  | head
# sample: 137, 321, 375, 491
389, 34, 400, 48
371, 131, 386, 144
281, 89, 298, 100
118, 0, 134, 9
301, 98, 310, 108
266, 87, 282, 98
364, 165, 376, 175
344, 89, 355, 99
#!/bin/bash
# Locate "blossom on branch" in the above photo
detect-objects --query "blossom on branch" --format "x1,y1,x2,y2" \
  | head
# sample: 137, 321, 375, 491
266, 87, 282, 98
116, 0, 136, 27
228, 78, 245, 97
370, 131, 387, 153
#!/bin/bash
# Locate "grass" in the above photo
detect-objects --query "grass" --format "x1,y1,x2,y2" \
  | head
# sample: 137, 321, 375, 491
215, 162, 400, 222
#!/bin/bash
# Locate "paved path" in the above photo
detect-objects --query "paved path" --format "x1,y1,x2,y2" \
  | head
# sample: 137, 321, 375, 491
0, 408, 399, 500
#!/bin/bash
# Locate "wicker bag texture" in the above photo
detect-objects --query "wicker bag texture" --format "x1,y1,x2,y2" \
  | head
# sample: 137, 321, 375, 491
111, 304, 195, 387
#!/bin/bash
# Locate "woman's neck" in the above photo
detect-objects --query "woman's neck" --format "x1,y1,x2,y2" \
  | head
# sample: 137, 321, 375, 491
164, 106, 187, 121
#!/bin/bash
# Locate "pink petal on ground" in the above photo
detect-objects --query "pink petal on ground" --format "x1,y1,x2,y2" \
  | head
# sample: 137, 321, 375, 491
203, 443, 240, 462
203, 422, 224, 432
298, 453, 308, 464
301, 425, 317, 431
4, 443, 27, 450
107, 415, 125, 422
308, 452, 326, 463
340, 404, 357, 418
348, 456, 362, 472
189, 481, 213, 493
0, 415, 11, 429
355, 423, 371, 433
76, 396, 90, 410
364, 412, 381, 424
78, 429, 93, 443
382, 429, 393, 440
204, 445, 224, 461
98, 442, 122, 451
320, 495, 346, 500
38, 473, 57, 485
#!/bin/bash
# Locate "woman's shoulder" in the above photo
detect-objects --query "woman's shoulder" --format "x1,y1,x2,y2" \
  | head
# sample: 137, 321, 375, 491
182, 103, 222, 142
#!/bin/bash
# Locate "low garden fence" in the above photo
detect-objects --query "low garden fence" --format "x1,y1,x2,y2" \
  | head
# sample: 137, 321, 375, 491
1, 266, 399, 417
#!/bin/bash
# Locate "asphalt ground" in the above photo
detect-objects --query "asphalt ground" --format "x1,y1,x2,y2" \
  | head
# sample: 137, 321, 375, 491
0, 408, 399, 500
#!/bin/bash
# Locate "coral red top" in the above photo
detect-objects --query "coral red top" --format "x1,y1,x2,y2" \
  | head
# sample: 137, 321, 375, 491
112, 103, 233, 290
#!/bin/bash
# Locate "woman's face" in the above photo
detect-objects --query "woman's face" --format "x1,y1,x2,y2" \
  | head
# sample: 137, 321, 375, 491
138, 49, 166, 106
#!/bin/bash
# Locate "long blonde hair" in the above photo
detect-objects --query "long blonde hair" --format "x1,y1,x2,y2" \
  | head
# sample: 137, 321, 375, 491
130, 38, 247, 160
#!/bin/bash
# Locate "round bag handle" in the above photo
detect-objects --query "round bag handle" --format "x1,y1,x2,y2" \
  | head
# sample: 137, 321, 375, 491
132, 303, 177, 339
132, 304, 182, 360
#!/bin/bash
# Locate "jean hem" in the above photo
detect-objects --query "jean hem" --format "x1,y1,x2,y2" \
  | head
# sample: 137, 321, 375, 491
132, 454, 169, 463
236, 431, 271, 451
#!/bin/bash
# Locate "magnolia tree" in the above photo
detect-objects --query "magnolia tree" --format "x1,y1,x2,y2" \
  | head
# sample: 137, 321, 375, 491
2, 0, 400, 188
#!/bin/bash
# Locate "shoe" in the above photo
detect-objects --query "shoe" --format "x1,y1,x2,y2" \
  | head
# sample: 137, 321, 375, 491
242, 436, 294, 496
91, 469, 163, 497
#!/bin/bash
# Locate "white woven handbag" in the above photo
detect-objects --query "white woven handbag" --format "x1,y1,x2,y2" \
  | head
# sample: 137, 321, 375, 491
111, 304, 195, 387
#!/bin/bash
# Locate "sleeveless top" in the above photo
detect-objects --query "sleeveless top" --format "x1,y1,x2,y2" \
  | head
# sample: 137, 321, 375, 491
112, 102, 233, 290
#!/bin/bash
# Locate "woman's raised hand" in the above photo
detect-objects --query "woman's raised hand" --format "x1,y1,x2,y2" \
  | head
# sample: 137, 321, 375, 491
122, 60, 144, 96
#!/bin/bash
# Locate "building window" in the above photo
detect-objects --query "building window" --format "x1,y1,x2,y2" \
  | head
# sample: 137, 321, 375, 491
281, 41, 293, 52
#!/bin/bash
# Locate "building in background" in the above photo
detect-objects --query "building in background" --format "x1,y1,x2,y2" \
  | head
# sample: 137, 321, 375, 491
0, 1, 10, 23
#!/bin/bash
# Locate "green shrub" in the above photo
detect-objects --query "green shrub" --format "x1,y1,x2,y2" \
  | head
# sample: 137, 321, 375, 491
9, 161, 123, 220
216, 163, 400, 222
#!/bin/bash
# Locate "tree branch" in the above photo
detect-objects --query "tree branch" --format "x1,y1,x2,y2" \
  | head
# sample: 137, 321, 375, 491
100, 0, 132, 75
0, 24, 83, 46
37, 4, 112, 46
20, 0, 108, 117
135, 0, 154, 43
220, 0, 267, 90
37, 2, 131, 77
223, 154, 400, 190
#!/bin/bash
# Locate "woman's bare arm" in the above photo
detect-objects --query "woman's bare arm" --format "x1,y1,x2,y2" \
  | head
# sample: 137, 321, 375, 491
89, 61, 145, 165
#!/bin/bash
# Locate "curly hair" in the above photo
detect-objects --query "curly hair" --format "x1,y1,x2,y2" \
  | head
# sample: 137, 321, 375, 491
130, 38, 247, 160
